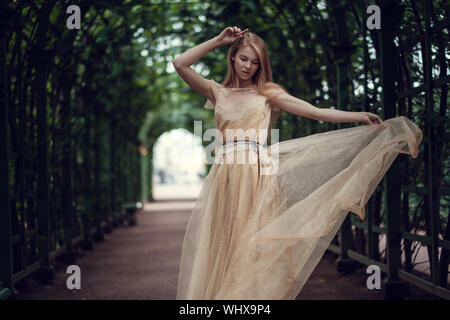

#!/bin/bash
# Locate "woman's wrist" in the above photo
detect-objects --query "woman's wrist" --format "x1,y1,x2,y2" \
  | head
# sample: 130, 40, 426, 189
318, 109, 364, 123
353, 111, 365, 123
211, 36, 224, 48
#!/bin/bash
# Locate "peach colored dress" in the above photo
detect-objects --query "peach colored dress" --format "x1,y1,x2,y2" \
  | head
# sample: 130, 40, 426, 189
176, 79, 423, 300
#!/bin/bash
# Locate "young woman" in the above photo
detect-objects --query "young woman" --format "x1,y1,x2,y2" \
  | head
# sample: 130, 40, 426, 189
173, 26, 422, 300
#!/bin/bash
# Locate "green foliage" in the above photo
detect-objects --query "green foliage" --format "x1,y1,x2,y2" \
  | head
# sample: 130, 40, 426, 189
5, 0, 449, 243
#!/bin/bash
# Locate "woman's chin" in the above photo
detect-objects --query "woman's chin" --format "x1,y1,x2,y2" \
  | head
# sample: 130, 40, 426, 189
238, 75, 252, 81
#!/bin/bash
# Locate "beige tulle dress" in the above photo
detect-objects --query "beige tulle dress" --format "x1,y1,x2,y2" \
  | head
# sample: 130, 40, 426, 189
176, 79, 423, 300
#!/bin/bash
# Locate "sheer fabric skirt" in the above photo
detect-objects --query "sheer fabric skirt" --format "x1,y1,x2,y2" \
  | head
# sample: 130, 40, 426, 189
176, 116, 423, 300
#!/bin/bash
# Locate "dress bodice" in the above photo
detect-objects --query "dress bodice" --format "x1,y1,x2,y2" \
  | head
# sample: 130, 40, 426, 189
204, 80, 274, 147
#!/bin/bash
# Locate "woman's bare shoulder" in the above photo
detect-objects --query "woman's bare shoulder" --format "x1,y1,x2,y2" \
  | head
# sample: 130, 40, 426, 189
263, 83, 289, 100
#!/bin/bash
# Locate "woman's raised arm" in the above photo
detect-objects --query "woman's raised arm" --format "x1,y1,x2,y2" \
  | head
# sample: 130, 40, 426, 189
173, 27, 248, 103
269, 89, 383, 126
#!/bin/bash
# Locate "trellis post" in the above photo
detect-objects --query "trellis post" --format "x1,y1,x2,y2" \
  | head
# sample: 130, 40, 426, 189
0, 4, 15, 299
378, 0, 409, 299
30, 47, 56, 284
331, 0, 358, 274
60, 71, 77, 264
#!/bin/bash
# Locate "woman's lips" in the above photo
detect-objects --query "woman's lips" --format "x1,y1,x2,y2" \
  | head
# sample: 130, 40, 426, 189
242, 71, 250, 75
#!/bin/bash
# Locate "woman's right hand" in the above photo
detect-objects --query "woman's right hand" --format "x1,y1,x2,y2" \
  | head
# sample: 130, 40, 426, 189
215, 26, 248, 46
359, 111, 386, 127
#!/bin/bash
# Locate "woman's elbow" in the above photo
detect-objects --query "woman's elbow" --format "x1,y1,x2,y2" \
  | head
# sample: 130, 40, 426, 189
172, 59, 181, 69
172, 56, 185, 69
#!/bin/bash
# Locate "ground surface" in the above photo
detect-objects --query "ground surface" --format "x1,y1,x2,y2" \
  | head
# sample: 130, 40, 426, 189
13, 200, 441, 300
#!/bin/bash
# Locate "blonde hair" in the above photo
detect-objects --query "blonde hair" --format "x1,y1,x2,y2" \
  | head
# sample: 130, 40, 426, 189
221, 32, 286, 144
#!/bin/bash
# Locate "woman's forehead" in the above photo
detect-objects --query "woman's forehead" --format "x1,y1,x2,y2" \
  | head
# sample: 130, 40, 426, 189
237, 46, 259, 60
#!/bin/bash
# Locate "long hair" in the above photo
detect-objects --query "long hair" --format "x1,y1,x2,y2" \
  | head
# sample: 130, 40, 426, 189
221, 32, 287, 145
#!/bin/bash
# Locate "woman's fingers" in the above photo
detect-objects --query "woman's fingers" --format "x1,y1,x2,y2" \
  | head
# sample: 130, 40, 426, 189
224, 27, 248, 40
230, 26, 247, 35
236, 29, 248, 38
374, 115, 382, 124
240, 28, 248, 35
366, 112, 383, 125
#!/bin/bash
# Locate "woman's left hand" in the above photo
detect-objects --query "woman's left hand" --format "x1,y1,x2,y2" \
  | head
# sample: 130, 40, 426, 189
359, 112, 385, 127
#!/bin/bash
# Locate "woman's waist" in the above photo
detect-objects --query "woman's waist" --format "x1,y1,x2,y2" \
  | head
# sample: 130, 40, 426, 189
213, 139, 267, 159
212, 140, 276, 172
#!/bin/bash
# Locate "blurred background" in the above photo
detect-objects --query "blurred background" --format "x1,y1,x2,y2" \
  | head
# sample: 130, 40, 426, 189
0, 0, 448, 300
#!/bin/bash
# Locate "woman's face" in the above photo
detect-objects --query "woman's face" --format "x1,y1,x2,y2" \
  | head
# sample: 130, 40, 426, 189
232, 46, 260, 83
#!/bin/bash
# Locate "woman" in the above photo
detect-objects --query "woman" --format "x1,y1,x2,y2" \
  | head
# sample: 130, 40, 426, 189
173, 26, 422, 300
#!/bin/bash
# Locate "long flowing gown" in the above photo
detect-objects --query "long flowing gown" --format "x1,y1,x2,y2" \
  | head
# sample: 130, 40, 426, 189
176, 79, 423, 300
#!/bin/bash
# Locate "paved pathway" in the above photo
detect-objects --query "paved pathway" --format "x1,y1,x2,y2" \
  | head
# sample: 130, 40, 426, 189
13, 200, 440, 300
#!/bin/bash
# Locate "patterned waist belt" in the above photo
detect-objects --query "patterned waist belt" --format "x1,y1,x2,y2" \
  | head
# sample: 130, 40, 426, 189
222, 139, 261, 147
215, 139, 276, 176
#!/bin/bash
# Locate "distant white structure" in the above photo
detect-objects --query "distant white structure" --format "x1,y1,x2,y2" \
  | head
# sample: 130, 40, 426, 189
153, 128, 206, 187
